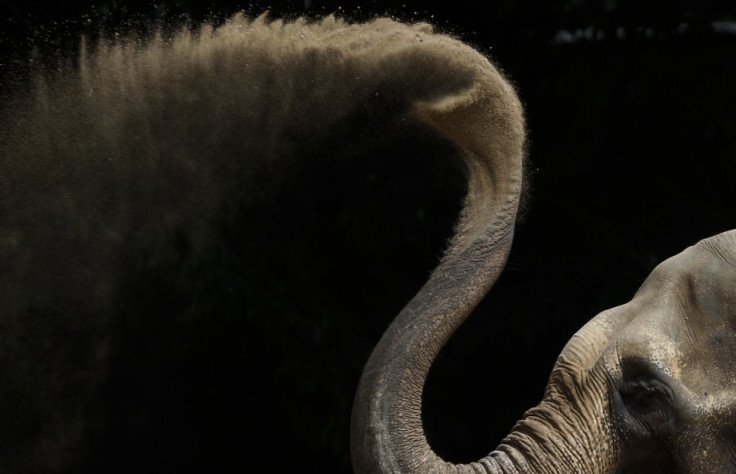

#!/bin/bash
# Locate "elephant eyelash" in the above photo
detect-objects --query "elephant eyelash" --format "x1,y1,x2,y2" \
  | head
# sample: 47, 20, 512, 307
623, 382, 658, 405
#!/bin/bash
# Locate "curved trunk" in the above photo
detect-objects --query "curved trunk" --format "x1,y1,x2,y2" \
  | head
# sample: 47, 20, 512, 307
350, 47, 526, 473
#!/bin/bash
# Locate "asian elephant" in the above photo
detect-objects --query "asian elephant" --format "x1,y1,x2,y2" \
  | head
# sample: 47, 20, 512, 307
2, 10, 735, 474
345, 16, 736, 474
353, 226, 736, 473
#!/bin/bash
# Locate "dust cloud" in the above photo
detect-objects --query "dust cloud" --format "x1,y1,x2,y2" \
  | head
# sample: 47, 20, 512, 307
0, 14, 499, 472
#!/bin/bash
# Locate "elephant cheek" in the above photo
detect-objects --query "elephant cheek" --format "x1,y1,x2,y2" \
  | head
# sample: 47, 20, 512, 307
672, 428, 736, 473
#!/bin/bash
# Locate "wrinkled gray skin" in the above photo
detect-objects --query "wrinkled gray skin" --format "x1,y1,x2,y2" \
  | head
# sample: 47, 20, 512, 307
349, 21, 736, 474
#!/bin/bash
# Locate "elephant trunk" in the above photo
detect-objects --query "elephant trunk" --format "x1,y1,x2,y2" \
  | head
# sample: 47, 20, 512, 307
350, 45, 526, 473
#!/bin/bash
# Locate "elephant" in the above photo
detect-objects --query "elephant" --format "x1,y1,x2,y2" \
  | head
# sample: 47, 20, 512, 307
1, 10, 734, 473
346, 15, 736, 474
344, 15, 736, 474
353, 225, 736, 473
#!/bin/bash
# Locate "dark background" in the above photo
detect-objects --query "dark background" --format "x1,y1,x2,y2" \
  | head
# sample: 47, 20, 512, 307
2, 1, 736, 472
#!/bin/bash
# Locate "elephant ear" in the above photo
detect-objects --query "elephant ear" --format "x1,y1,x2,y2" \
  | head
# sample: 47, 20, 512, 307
350, 18, 525, 474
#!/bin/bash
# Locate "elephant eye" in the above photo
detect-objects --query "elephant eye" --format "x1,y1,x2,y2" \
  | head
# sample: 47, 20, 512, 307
618, 357, 674, 414
620, 379, 669, 415
623, 381, 658, 407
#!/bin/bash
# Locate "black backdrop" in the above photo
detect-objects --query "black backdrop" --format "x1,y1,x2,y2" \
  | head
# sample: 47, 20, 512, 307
1, 1, 736, 472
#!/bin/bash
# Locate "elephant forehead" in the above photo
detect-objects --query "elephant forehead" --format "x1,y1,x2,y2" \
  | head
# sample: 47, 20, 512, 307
665, 234, 736, 338
618, 232, 736, 391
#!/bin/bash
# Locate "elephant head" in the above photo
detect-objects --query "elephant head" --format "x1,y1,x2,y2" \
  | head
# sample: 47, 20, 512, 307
349, 19, 736, 474
499, 231, 736, 473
